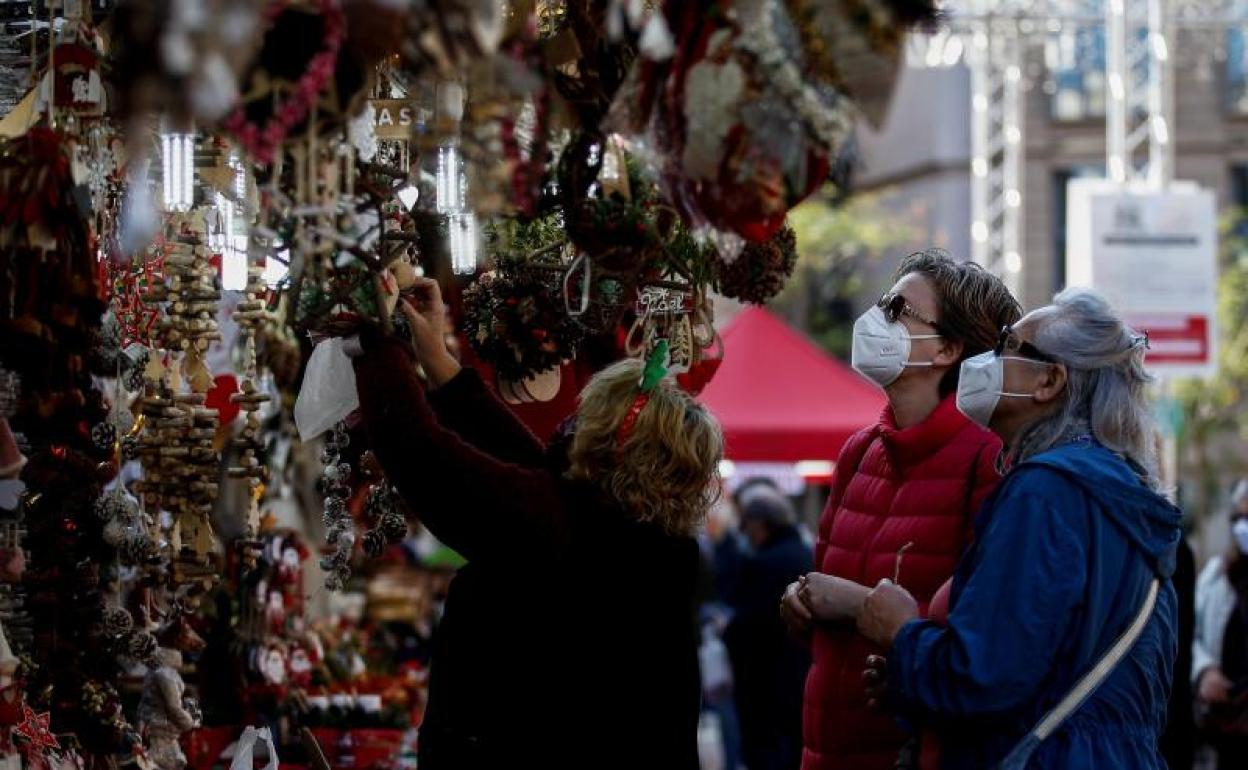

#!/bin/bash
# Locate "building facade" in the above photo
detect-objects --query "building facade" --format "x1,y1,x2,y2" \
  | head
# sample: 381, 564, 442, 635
855, 26, 1248, 312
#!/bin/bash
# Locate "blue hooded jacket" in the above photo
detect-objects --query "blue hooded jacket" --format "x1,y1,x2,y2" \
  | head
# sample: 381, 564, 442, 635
887, 438, 1182, 769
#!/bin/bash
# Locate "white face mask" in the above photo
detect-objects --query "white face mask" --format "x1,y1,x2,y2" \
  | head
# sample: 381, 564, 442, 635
851, 306, 942, 388
955, 351, 1049, 429
1233, 519, 1248, 555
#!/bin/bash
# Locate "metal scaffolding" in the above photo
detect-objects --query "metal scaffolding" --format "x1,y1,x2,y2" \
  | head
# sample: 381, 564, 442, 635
965, 6, 1026, 297
943, 0, 1244, 300
1106, 0, 1175, 186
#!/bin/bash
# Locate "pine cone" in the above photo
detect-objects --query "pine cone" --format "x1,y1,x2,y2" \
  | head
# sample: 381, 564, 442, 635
714, 224, 798, 305
125, 630, 157, 661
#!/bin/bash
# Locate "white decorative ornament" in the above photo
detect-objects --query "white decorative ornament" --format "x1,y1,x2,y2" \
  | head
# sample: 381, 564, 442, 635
160, 32, 195, 76
681, 55, 745, 181
191, 53, 240, 122
639, 13, 676, 60
348, 103, 379, 162
161, 131, 196, 213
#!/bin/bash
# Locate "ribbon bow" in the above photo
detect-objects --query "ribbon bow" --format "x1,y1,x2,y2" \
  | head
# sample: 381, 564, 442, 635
618, 341, 670, 446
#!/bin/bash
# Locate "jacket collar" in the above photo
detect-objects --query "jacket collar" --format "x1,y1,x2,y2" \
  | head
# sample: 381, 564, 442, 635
877, 394, 973, 468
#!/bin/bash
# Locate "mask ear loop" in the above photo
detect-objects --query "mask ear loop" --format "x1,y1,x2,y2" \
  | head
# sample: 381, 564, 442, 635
996, 355, 1058, 397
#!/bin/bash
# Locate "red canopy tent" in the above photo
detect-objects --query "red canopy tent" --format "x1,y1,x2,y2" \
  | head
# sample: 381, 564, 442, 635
699, 307, 886, 465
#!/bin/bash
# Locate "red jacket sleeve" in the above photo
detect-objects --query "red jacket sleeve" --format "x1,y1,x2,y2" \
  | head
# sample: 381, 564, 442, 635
352, 339, 569, 560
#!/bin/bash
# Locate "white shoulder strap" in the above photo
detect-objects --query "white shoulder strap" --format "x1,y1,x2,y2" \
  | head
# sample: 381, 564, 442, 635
997, 578, 1160, 769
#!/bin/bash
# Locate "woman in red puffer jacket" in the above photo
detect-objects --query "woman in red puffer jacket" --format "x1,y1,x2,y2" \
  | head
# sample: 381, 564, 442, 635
780, 250, 1021, 770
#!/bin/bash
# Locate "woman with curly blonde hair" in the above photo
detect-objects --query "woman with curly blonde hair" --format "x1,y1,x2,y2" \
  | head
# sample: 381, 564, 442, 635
349, 277, 723, 770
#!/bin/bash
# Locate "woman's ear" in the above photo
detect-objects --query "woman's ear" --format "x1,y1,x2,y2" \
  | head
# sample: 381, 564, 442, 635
1034, 363, 1068, 404
933, 339, 965, 368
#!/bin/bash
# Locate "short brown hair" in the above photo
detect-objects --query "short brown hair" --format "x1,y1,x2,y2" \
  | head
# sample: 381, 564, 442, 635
895, 249, 1023, 397
568, 359, 723, 536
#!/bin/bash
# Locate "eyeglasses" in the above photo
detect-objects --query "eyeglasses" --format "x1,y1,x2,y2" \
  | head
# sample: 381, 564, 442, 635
995, 326, 1058, 364
878, 292, 943, 333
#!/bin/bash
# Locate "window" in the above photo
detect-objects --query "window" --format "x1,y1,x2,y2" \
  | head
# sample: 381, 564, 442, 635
1045, 25, 1149, 123
1232, 165, 1248, 208
1228, 29, 1248, 115
1047, 27, 1107, 121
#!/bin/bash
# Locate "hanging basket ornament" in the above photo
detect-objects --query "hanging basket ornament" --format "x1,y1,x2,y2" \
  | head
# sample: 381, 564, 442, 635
462, 260, 585, 382
558, 132, 672, 272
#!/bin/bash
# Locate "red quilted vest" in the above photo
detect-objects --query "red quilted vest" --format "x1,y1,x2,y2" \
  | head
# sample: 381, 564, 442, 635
801, 395, 1001, 770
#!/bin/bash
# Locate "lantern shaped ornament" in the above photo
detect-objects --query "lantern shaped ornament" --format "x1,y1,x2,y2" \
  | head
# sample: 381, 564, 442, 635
161, 131, 197, 213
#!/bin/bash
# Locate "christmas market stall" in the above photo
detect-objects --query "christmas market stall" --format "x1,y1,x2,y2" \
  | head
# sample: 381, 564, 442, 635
0, 0, 936, 767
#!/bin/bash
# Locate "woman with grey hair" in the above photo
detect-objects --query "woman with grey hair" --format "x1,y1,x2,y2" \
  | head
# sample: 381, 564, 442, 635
825, 288, 1182, 769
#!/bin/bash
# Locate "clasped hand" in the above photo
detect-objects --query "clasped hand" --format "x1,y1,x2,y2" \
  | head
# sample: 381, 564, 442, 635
781, 574, 918, 647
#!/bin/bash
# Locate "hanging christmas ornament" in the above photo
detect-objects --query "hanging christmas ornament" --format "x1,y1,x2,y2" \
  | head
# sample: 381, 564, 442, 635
221, 0, 351, 165
462, 266, 584, 381
227, 265, 273, 537
611, 0, 853, 243
713, 222, 798, 304
318, 421, 353, 590
361, 481, 405, 558
13, 704, 60, 755
135, 224, 222, 564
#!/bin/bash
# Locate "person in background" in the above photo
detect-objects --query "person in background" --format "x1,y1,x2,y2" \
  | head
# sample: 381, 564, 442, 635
726, 482, 813, 770
780, 250, 1022, 770
849, 288, 1180, 769
1162, 527, 1196, 770
698, 488, 745, 770
350, 277, 724, 769
1193, 479, 1248, 768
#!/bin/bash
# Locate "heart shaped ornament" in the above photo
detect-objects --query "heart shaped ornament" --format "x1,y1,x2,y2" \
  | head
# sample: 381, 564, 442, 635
221, 0, 347, 166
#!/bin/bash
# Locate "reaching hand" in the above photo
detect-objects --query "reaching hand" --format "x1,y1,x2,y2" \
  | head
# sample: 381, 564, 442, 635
395, 277, 461, 387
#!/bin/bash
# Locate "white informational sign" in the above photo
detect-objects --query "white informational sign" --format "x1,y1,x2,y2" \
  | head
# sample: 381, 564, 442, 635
1065, 179, 1218, 378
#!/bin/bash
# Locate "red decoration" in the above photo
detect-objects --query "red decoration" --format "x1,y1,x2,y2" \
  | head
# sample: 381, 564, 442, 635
0, 684, 24, 727
205, 374, 241, 425
108, 238, 167, 347
676, 356, 722, 396
222, 0, 347, 165
13, 704, 60, 753
616, 393, 650, 446
49, 43, 103, 113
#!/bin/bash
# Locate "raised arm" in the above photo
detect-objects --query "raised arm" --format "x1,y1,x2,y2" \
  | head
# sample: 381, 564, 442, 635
353, 337, 568, 561
425, 366, 547, 468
